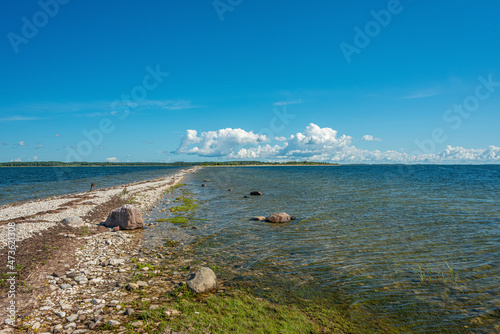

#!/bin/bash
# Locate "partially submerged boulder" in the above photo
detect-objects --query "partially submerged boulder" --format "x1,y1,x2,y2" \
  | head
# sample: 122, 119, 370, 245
104, 204, 144, 230
187, 267, 217, 293
250, 191, 263, 196
266, 212, 291, 223
62, 216, 84, 228
251, 216, 266, 221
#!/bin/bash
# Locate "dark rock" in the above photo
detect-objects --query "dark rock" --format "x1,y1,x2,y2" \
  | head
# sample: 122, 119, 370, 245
243, 195, 249, 198
201, 183, 206, 187
124, 308, 134, 316
228, 189, 232, 191
104, 204, 144, 230
187, 267, 217, 293
290, 216, 297, 220
250, 191, 263, 196
266, 212, 291, 223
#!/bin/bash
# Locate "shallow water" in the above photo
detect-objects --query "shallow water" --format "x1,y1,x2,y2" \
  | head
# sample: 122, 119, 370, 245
0, 166, 183, 205
146, 165, 500, 333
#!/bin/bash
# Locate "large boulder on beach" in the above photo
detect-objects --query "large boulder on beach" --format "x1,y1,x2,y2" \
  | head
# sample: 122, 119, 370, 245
187, 267, 217, 293
104, 205, 144, 230
62, 216, 84, 227
266, 212, 291, 223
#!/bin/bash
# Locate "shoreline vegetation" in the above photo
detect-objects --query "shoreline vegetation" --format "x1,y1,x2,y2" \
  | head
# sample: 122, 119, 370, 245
0, 161, 338, 167
0, 166, 406, 333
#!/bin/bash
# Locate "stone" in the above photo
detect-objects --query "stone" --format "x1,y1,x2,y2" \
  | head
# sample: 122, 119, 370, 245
66, 314, 78, 322
228, 189, 232, 191
136, 281, 148, 287
62, 216, 84, 227
64, 322, 76, 329
113, 226, 120, 232
164, 308, 181, 316
187, 267, 217, 293
124, 308, 134, 316
126, 283, 139, 291
61, 304, 72, 310
53, 324, 63, 333
60, 284, 72, 290
201, 183, 206, 187
106, 320, 120, 326
203, 179, 211, 182
32, 322, 41, 330
108, 258, 125, 266
103, 204, 144, 230
266, 212, 291, 223
74, 276, 88, 284
55, 312, 66, 318
250, 191, 263, 196
131, 321, 143, 327
251, 216, 266, 221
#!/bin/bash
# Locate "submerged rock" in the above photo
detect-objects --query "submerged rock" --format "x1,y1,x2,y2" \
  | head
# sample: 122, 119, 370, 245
266, 212, 291, 223
251, 216, 266, 221
250, 191, 263, 196
104, 205, 144, 230
62, 216, 84, 228
187, 267, 217, 293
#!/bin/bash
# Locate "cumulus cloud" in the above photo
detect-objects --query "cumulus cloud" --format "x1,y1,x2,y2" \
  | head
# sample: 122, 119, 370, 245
362, 135, 382, 141
33, 156, 38, 161
173, 123, 500, 164
11, 157, 22, 162
175, 128, 268, 157
18, 141, 27, 146
105, 157, 119, 162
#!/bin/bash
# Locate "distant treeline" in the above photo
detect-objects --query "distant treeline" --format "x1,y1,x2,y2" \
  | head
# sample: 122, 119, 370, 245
0, 161, 338, 167
0, 161, 198, 167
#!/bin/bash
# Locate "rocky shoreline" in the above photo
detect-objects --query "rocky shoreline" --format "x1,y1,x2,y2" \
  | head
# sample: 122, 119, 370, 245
0, 167, 203, 333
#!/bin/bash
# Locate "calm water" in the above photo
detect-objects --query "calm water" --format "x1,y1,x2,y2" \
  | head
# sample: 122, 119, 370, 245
144, 165, 500, 333
0, 166, 183, 205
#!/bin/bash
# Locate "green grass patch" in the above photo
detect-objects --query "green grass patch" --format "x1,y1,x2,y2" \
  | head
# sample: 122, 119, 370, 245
129, 288, 396, 334
164, 183, 185, 193
164, 240, 181, 247
169, 197, 198, 213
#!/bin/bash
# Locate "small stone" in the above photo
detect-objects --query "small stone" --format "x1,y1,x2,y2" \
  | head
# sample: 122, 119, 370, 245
61, 304, 72, 310
126, 283, 139, 291
106, 320, 120, 326
130, 321, 143, 327
62, 216, 84, 227
113, 226, 120, 232
53, 324, 63, 333
66, 314, 78, 322
32, 322, 41, 330
136, 281, 148, 287
142, 267, 149, 271
40, 306, 52, 311
124, 308, 134, 316
187, 267, 217, 293
60, 284, 72, 290
149, 305, 160, 310
55, 311, 66, 318
251, 216, 266, 221
91, 299, 104, 305
164, 308, 181, 316
109, 300, 120, 306
64, 322, 76, 329
115, 305, 122, 310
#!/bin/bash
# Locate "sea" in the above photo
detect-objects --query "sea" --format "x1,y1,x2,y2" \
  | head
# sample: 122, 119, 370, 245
2, 165, 500, 333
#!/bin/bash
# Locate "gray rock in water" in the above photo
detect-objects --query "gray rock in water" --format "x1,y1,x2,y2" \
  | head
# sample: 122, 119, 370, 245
266, 212, 291, 223
251, 216, 266, 221
104, 204, 144, 230
62, 216, 84, 228
187, 267, 217, 293
250, 191, 263, 196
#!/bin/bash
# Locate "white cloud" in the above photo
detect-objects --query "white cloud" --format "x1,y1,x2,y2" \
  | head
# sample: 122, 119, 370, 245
173, 123, 500, 164
11, 157, 22, 162
105, 157, 119, 162
56, 134, 61, 137
362, 135, 382, 141
175, 128, 268, 157
18, 141, 26, 146
35, 144, 43, 149
33, 156, 38, 161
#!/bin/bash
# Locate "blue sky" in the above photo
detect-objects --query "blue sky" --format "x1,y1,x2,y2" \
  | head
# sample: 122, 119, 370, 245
1, 0, 499, 163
